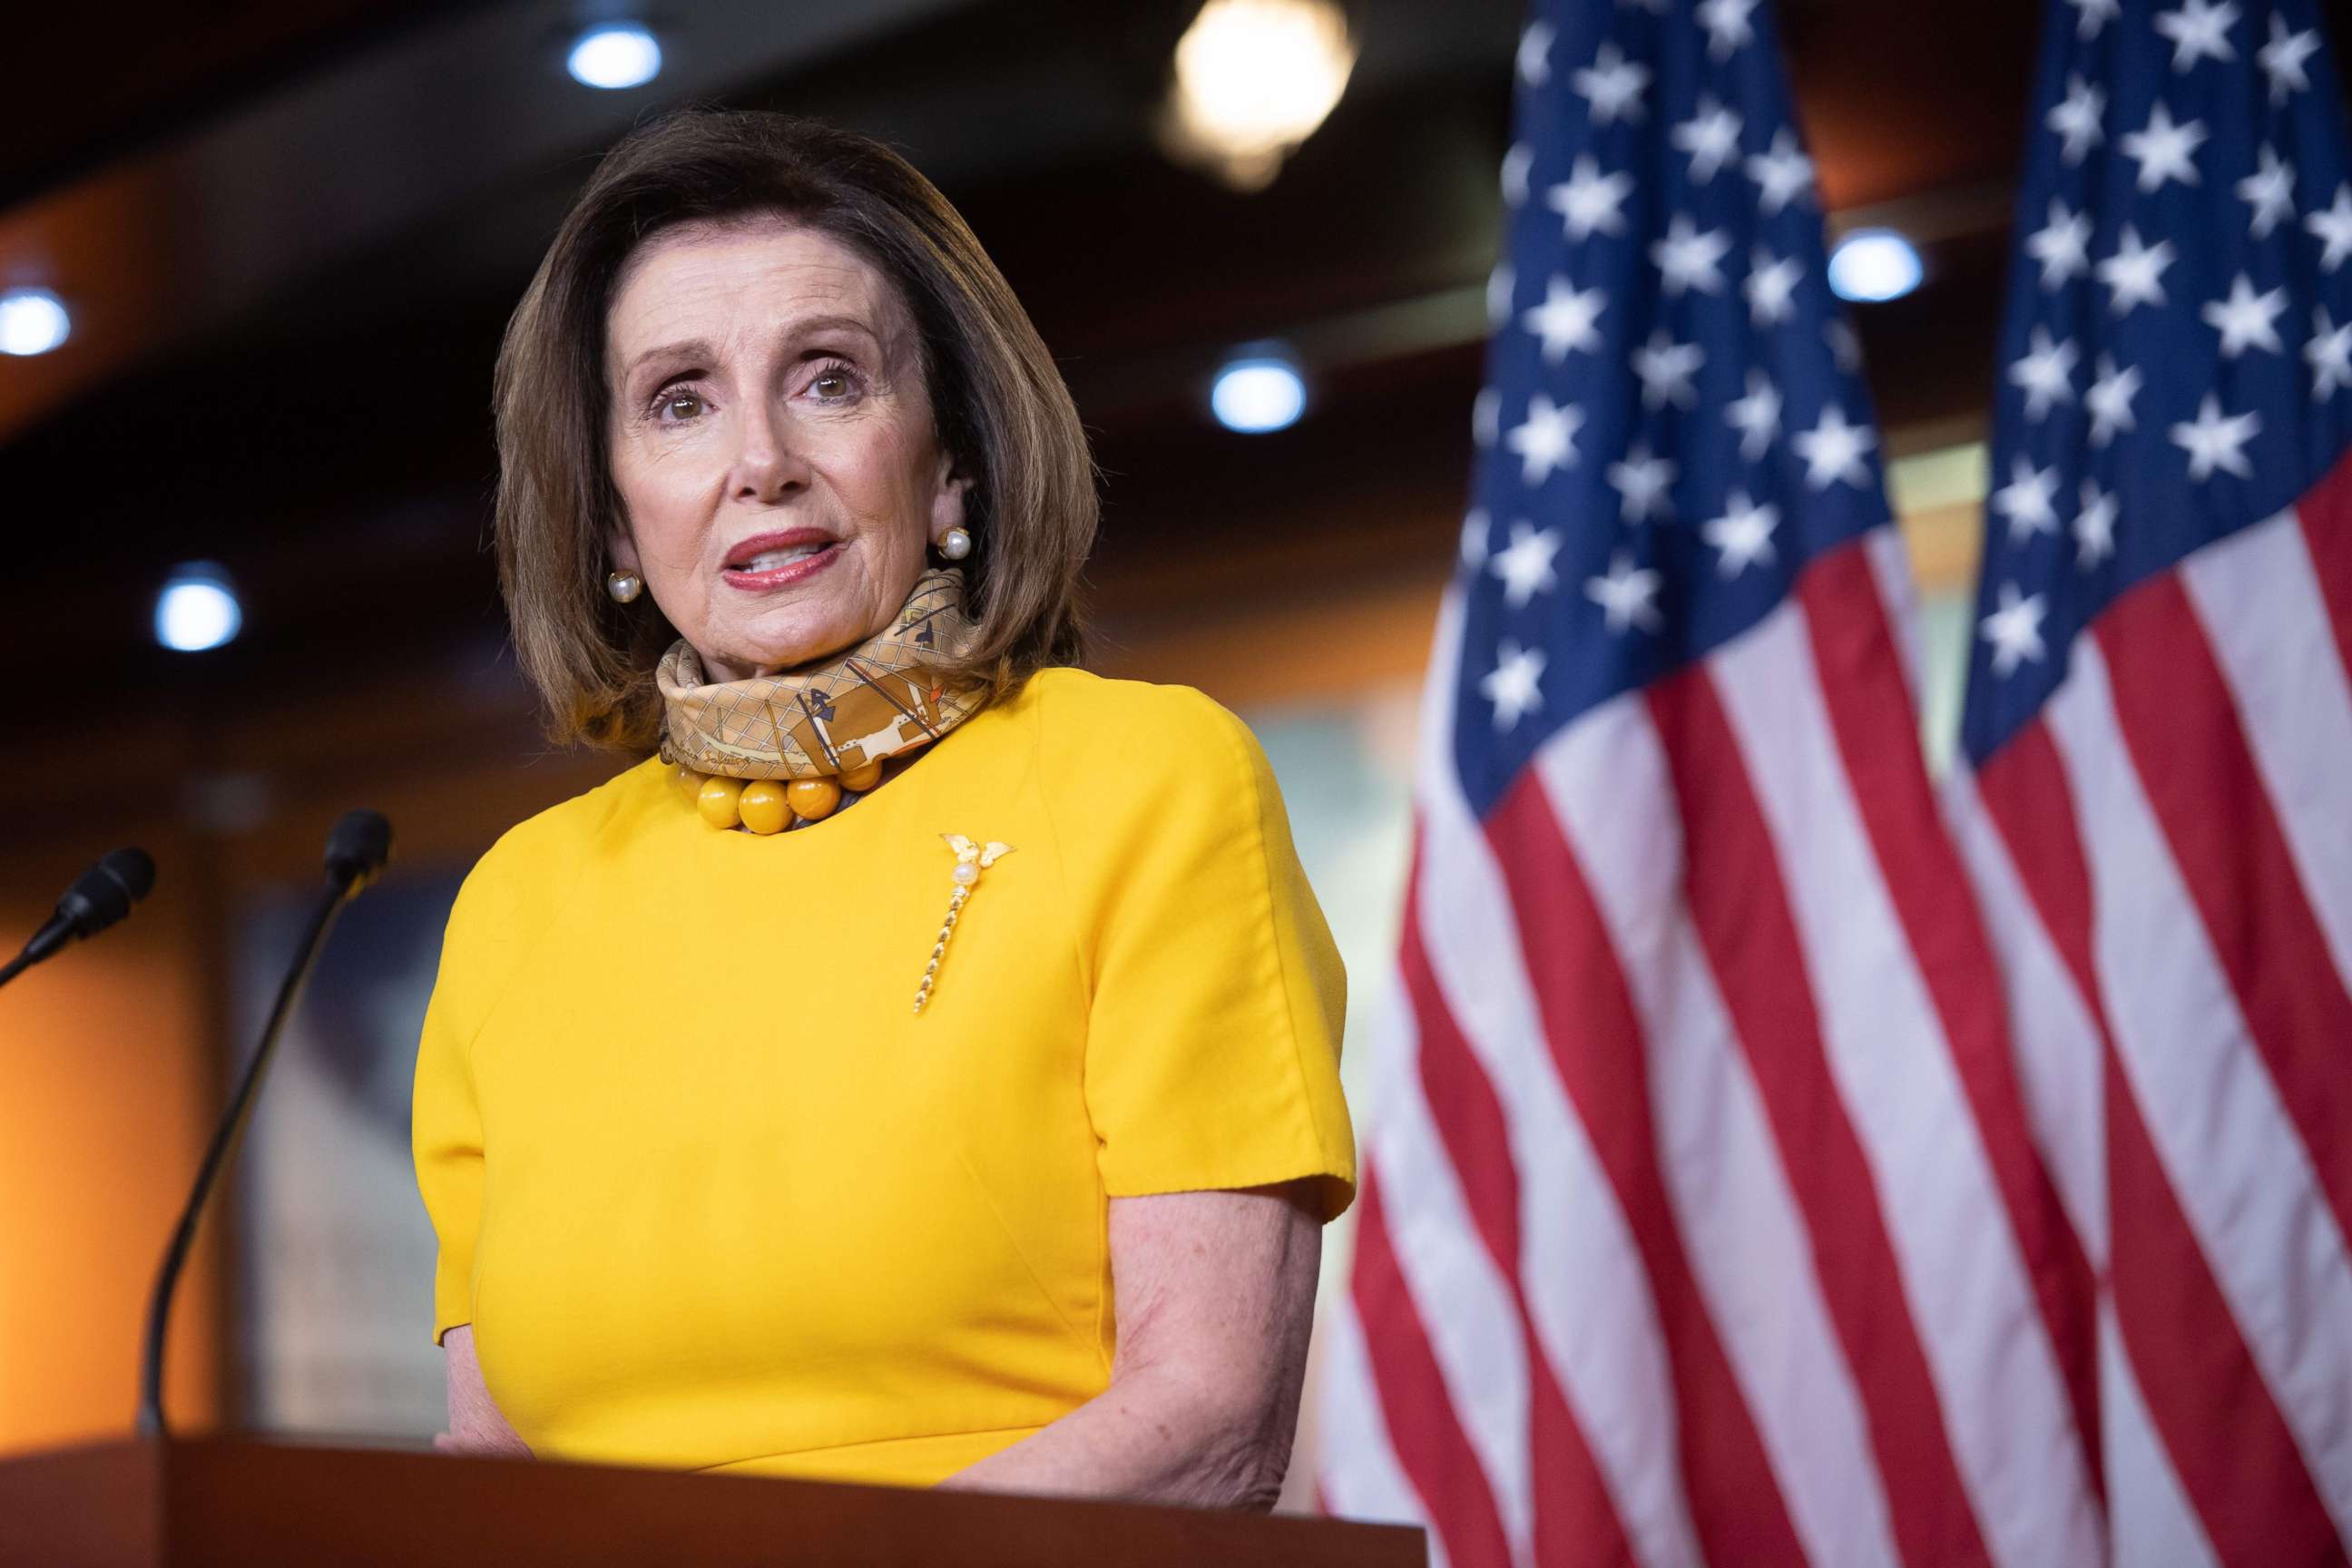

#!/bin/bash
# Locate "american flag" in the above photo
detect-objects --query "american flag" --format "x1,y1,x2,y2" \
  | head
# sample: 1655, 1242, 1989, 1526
1316, 0, 2105, 1563
1945, 0, 2352, 1561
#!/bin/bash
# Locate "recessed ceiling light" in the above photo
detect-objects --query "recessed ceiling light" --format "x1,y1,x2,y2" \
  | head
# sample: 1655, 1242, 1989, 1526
1164, 0, 1357, 191
1210, 354, 1308, 433
0, 288, 71, 357
1827, 228, 1924, 303
567, 23, 662, 90
155, 564, 243, 653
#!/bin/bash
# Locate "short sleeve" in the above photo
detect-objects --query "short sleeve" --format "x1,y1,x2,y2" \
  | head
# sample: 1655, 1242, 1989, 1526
412, 885, 489, 1347
1052, 683, 1356, 1221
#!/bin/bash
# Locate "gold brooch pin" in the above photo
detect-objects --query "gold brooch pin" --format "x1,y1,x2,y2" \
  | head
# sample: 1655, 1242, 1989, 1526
914, 835, 1013, 1014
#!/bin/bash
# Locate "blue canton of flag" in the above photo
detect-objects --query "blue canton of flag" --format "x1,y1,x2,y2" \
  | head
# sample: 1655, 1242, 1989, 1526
1963, 0, 2352, 765
1454, 0, 1888, 815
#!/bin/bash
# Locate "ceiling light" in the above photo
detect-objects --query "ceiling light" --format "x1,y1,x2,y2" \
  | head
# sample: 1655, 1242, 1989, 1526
567, 23, 662, 90
0, 288, 71, 357
1827, 229, 1923, 303
1162, 0, 1357, 191
155, 564, 243, 653
1210, 354, 1308, 433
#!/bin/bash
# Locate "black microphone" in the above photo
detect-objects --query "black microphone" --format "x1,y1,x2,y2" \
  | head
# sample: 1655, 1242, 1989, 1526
1, 848, 157, 990
137, 810, 393, 1437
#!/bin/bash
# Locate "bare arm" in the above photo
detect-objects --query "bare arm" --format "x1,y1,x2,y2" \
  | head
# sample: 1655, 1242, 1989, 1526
937, 1181, 1324, 1511
435, 1324, 532, 1458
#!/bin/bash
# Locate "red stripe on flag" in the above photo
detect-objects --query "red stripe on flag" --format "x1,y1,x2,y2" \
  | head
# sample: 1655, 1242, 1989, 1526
1397, 858, 1638, 1568
2294, 446, 2352, 687
1975, 723, 2344, 1567
2104, 1049, 2349, 1568
2096, 574, 2352, 1242
1485, 771, 1807, 1565
1645, 668, 1994, 1568
1797, 544, 2102, 1487
1349, 1171, 1518, 1568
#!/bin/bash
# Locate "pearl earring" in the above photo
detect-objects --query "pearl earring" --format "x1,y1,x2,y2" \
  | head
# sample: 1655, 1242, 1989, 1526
937, 526, 972, 562
606, 570, 643, 603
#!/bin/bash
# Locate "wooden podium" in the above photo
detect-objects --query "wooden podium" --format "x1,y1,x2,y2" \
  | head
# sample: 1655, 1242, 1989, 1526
0, 1436, 1426, 1567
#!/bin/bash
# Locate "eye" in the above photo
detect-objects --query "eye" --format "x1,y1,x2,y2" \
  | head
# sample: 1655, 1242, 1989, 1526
811, 371, 851, 400
652, 387, 706, 424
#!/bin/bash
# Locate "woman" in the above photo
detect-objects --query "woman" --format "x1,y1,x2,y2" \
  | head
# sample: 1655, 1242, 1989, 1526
411, 108, 1354, 1511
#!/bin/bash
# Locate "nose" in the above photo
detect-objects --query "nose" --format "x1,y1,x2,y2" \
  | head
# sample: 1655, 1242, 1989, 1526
727, 398, 810, 504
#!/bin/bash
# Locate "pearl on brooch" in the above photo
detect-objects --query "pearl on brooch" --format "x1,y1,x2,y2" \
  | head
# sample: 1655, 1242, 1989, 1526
952, 862, 980, 886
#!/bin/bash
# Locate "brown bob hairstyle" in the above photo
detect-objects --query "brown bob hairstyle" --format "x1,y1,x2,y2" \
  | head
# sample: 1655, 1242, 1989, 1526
493, 108, 1095, 750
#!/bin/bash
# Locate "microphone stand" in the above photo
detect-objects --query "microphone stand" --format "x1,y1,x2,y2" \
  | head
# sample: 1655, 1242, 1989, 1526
137, 815, 386, 1437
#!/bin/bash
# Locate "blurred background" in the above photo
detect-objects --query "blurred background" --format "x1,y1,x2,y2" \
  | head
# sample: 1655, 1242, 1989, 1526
0, 0, 2088, 1498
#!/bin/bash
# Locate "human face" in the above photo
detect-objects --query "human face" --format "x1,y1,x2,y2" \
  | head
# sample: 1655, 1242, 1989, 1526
604, 218, 966, 680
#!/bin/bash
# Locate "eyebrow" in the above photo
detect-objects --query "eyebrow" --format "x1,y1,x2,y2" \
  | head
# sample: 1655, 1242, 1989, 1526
620, 314, 887, 385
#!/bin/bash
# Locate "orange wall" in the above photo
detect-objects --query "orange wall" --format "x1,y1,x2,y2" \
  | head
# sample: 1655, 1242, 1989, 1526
0, 837, 221, 1455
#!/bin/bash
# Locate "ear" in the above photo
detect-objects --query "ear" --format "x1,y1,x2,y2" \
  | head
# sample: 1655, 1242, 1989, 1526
928, 452, 972, 547
608, 524, 642, 575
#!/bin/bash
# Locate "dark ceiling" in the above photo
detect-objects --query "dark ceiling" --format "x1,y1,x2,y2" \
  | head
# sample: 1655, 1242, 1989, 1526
9, 0, 2300, 760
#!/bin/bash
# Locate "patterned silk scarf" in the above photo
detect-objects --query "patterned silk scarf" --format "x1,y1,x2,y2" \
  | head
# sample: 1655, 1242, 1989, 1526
655, 568, 985, 780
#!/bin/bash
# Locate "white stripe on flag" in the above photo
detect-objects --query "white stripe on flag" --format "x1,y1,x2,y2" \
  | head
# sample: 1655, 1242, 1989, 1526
2098, 1298, 2219, 1568
1708, 598, 2103, 1568
1416, 645, 1702, 1568
1361, 969, 1536, 1568
2047, 637, 2352, 1540
2180, 506, 2352, 990
1317, 1292, 1445, 1557
1941, 767, 2109, 1266
1535, 694, 1899, 1568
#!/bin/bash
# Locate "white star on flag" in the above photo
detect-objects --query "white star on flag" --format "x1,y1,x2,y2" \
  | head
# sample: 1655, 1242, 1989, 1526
1479, 639, 1547, 731
1516, 20, 1554, 86
1607, 441, 1677, 524
1573, 42, 1650, 125
2065, 0, 2119, 38
1501, 143, 1533, 207
1726, 369, 1782, 458
2170, 392, 2261, 480
1504, 394, 1583, 485
1827, 318, 1863, 372
1652, 215, 1731, 296
1547, 156, 1633, 240
1746, 249, 1802, 326
2047, 74, 2106, 164
2025, 200, 2092, 289
2097, 225, 2176, 314
2260, 14, 2321, 103
1702, 490, 1780, 575
2201, 272, 2288, 358
2073, 480, 2119, 568
1458, 507, 1490, 568
1633, 328, 1705, 410
1472, 387, 1500, 447
1489, 520, 1563, 606
2121, 102, 2207, 191
1584, 551, 1665, 633
1486, 262, 1514, 328
2308, 307, 2352, 397
2008, 327, 2080, 420
2154, 0, 2239, 72
1793, 404, 1875, 489
1522, 276, 1606, 363
1994, 456, 2063, 542
1696, 0, 1759, 59
1745, 129, 1814, 214
2086, 353, 2141, 446
2237, 144, 2296, 239
1671, 95, 1744, 183
1980, 582, 2049, 676
2307, 184, 2352, 270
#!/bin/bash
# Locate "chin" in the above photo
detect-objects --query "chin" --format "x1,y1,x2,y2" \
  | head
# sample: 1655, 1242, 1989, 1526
725, 610, 868, 673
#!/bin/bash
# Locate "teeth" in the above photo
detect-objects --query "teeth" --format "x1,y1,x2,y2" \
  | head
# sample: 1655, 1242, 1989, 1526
739, 544, 824, 572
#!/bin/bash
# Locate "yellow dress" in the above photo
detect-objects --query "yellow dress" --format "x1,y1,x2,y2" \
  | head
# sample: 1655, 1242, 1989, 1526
411, 668, 1355, 1486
